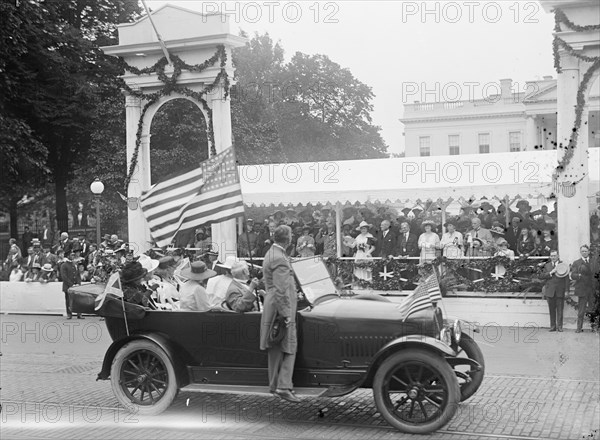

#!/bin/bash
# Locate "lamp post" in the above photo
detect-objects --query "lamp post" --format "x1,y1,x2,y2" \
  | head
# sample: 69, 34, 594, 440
90, 178, 104, 246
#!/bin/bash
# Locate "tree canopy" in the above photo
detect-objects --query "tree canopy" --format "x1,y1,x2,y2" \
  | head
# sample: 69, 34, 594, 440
1, 5, 387, 239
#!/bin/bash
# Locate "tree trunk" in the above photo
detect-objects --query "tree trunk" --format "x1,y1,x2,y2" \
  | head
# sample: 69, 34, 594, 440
80, 201, 89, 227
55, 169, 69, 233
9, 196, 18, 239
71, 201, 80, 228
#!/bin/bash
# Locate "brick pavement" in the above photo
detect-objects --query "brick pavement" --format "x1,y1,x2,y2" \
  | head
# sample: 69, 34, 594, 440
1, 352, 599, 440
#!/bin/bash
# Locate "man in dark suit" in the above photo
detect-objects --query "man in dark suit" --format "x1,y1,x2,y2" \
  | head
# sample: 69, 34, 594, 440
541, 250, 569, 332
505, 217, 522, 252
375, 220, 397, 258
259, 225, 300, 403
396, 222, 419, 258
570, 245, 600, 332
60, 251, 82, 319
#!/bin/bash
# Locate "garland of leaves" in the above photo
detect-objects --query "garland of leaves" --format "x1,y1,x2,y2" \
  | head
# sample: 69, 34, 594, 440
551, 9, 600, 187
333, 256, 546, 293
117, 45, 230, 191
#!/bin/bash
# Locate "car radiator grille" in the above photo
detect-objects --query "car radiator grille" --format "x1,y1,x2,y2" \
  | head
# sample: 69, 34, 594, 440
340, 335, 394, 359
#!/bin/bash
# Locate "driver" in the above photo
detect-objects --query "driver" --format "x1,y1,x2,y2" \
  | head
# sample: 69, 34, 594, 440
225, 261, 263, 312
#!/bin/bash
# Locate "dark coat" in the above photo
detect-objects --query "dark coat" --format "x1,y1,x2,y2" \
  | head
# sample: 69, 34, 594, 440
259, 244, 297, 354
540, 261, 569, 298
570, 257, 599, 297
375, 229, 398, 258
505, 227, 521, 251
397, 232, 419, 257
60, 261, 80, 293
516, 238, 536, 256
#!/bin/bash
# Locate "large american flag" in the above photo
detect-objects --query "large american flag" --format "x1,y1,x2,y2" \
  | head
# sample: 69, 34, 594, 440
140, 147, 245, 248
397, 272, 442, 320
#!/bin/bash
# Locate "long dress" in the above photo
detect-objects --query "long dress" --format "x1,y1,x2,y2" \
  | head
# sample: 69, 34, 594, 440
418, 232, 440, 263
353, 233, 374, 282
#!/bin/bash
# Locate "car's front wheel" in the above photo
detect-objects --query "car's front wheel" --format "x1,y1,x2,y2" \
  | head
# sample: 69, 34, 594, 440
373, 350, 460, 434
111, 340, 178, 416
454, 333, 485, 401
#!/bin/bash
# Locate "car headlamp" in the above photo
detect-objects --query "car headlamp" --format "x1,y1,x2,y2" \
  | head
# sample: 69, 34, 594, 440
453, 319, 462, 345
440, 328, 452, 346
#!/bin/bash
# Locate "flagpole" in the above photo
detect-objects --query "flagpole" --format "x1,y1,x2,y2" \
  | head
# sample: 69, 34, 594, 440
121, 297, 130, 336
140, 0, 172, 65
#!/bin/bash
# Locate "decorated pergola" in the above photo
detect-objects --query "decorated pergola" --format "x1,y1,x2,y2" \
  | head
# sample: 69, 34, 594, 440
101, 4, 245, 256
541, 0, 600, 262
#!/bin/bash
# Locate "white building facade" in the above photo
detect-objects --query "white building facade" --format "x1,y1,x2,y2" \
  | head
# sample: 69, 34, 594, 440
401, 76, 600, 157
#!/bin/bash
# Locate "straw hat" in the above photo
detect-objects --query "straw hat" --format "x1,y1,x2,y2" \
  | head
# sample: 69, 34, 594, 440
356, 221, 372, 231
181, 261, 217, 281
216, 255, 238, 270
41, 263, 53, 272
555, 262, 569, 278
421, 220, 437, 230
138, 254, 159, 273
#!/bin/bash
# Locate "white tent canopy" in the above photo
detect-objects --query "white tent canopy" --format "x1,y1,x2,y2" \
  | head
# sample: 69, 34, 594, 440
239, 149, 600, 206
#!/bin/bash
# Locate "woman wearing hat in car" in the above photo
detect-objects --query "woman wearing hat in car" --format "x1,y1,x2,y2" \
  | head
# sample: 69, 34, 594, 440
418, 220, 440, 263
541, 250, 570, 332
179, 261, 217, 312
121, 261, 158, 309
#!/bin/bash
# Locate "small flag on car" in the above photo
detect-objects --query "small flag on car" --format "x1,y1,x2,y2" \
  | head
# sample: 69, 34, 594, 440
396, 273, 440, 321
95, 271, 123, 311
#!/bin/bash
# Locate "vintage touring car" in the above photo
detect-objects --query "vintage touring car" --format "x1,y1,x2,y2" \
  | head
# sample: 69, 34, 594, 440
71, 257, 484, 434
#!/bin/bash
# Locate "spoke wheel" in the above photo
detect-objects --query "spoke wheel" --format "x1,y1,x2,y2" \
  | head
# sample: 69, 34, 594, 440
454, 333, 485, 401
373, 350, 459, 434
111, 340, 178, 415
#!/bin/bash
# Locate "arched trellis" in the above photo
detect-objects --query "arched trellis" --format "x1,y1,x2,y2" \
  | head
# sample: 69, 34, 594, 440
102, 7, 246, 255
141, 93, 213, 162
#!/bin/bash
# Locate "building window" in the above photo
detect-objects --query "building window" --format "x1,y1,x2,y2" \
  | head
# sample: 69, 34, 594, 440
478, 133, 490, 154
509, 131, 521, 152
448, 135, 460, 155
419, 136, 431, 156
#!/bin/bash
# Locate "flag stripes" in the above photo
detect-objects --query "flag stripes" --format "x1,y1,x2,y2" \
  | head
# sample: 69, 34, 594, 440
140, 148, 245, 248
396, 273, 441, 320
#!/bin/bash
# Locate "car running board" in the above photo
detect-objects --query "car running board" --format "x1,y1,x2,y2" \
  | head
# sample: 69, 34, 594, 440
180, 384, 328, 398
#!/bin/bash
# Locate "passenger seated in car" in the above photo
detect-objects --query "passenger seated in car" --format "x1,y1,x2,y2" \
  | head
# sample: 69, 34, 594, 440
206, 255, 236, 307
225, 261, 263, 312
179, 261, 217, 311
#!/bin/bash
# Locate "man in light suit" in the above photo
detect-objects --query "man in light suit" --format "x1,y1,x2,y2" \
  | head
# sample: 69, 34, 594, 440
465, 218, 494, 256
375, 220, 398, 258
570, 245, 600, 332
541, 250, 569, 332
259, 225, 301, 403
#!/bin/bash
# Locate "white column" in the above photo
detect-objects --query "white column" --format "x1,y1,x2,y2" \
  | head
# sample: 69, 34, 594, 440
125, 93, 152, 255
210, 85, 237, 261
556, 54, 590, 263
525, 115, 537, 151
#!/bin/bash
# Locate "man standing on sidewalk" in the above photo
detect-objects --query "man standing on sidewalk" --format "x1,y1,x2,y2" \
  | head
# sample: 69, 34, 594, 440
60, 251, 82, 319
570, 245, 600, 333
541, 250, 569, 332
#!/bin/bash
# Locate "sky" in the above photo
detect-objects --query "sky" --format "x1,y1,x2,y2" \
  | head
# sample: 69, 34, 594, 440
144, 1, 557, 155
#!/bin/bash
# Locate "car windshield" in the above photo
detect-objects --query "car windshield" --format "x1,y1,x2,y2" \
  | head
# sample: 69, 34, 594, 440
291, 256, 340, 304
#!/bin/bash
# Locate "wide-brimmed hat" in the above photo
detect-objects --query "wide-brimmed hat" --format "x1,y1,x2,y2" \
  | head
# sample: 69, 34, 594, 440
41, 263, 53, 272
555, 262, 569, 278
181, 261, 216, 281
491, 226, 505, 235
216, 255, 238, 270
121, 261, 147, 283
421, 220, 436, 229
356, 221, 372, 231
204, 248, 219, 257
138, 254, 159, 273
157, 256, 176, 269
444, 219, 457, 228
472, 237, 483, 246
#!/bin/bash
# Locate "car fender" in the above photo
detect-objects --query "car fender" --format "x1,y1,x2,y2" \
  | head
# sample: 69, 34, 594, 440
363, 335, 456, 385
97, 332, 190, 387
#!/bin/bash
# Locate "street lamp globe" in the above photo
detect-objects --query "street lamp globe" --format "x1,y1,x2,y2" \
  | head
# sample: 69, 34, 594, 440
90, 178, 104, 195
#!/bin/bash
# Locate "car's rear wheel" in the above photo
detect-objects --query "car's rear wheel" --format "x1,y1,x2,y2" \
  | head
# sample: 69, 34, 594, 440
111, 340, 178, 415
454, 333, 485, 401
373, 349, 460, 434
